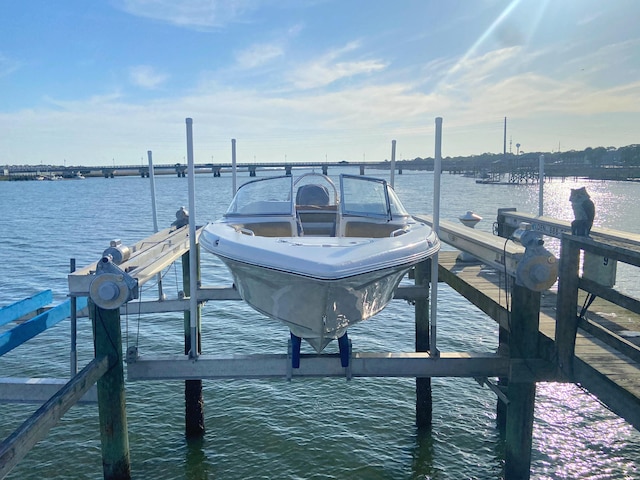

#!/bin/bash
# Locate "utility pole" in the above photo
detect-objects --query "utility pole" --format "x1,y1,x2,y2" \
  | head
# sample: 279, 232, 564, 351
503, 117, 507, 160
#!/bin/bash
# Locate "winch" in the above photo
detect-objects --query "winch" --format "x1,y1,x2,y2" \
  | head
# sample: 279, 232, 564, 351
89, 254, 139, 309
512, 222, 558, 291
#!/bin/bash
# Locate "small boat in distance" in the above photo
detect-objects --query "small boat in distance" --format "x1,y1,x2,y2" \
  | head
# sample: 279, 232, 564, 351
200, 173, 440, 362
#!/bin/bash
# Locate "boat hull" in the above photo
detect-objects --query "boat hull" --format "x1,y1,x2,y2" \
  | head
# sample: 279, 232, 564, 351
220, 257, 411, 352
200, 220, 439, 352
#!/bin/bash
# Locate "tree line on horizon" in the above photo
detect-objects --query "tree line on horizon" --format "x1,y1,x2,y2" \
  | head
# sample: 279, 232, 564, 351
392, 143, 640, 168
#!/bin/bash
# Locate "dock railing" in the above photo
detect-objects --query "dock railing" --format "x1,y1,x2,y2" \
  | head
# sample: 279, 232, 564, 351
496, 208, 640, 372
0, 292, 100, 479
0, 292, 92, 401
555, 233, 640, 378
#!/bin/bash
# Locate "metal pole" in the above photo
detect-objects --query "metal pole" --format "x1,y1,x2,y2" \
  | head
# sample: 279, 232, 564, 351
390, 140, 396, 188
148, 151, 159, 232
503, 117, 507, 160
70, 258, 77, 376
231, 138, 237, 195
185, 118, 198, 359
430, 117, 442, 357
538, 154, 544, 216
148, 150, 164, 301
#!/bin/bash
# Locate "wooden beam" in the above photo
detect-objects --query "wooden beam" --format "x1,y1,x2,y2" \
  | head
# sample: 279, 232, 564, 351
577, 316, 640, 363
578, 277, 640, 315
573, 357, 640, 431
498, 210, 640, 249
0, 357, 108, 479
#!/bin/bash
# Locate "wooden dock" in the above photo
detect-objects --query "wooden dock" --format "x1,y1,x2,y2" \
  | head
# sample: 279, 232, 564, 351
437, 251, 640, 429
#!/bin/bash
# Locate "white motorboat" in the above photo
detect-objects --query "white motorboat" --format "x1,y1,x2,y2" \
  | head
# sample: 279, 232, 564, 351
200, 173, 440, 360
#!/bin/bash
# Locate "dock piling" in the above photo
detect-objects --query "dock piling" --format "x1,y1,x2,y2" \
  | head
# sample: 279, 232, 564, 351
414, 259, 432, 429
182, 249, 205, 438
504, 283, 541, 479
90, 301, 131, 480
555, 235, 581, 380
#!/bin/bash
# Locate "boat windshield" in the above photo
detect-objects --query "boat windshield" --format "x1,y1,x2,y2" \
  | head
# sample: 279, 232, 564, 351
386, 184, 410, 217
224, 176, 294, 217
340, 174, 409, 219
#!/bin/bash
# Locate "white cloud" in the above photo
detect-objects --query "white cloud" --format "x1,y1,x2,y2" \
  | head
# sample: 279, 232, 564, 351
235, 43, 284, 69
289, 41, 387, 89
129, 65, 169, 89
4, 39, 640, 165
115, 0, 256, 28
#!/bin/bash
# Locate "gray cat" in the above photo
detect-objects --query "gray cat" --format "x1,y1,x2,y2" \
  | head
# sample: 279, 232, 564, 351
570, 187, 595, 236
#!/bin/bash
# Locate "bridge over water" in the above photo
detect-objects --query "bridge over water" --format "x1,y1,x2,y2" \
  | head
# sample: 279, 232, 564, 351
4, 160, 430, 179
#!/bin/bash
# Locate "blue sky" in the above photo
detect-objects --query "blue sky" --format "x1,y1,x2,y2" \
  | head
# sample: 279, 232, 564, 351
1, 0, 639, 166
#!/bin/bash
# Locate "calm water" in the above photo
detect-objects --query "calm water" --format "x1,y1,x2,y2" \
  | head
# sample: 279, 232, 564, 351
1, 169, 639, 479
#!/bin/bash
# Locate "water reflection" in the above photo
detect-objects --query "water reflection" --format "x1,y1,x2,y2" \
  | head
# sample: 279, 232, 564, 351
185, 437, 211, 480
533, 383, 639, 479
410, 429, 440, 479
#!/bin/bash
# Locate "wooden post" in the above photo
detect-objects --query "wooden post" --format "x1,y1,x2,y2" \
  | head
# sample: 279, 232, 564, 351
504, 283, 541, 480
496, 324, 509, 432
495, 208, 516, 433
90, 301, 131, 480
555, 235, 581, 380
183, 249, 205, 438
414, 259, 432, 429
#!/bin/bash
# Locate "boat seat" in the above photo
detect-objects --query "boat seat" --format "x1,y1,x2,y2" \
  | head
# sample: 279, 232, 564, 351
344, 221, 405, 238
231, 222, 294, 237
296, 184, 330, 206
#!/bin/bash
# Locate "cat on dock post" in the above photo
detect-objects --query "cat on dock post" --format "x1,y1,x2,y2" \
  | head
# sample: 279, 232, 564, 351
570, 187, 595, 237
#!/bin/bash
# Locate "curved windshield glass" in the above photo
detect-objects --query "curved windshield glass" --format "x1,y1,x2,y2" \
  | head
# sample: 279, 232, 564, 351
340, 175, 390, 219
225, 176, 294, 216
387, 185, 409, 217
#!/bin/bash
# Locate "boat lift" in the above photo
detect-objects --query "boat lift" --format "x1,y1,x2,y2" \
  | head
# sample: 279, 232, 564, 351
67, 117, 558, 383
